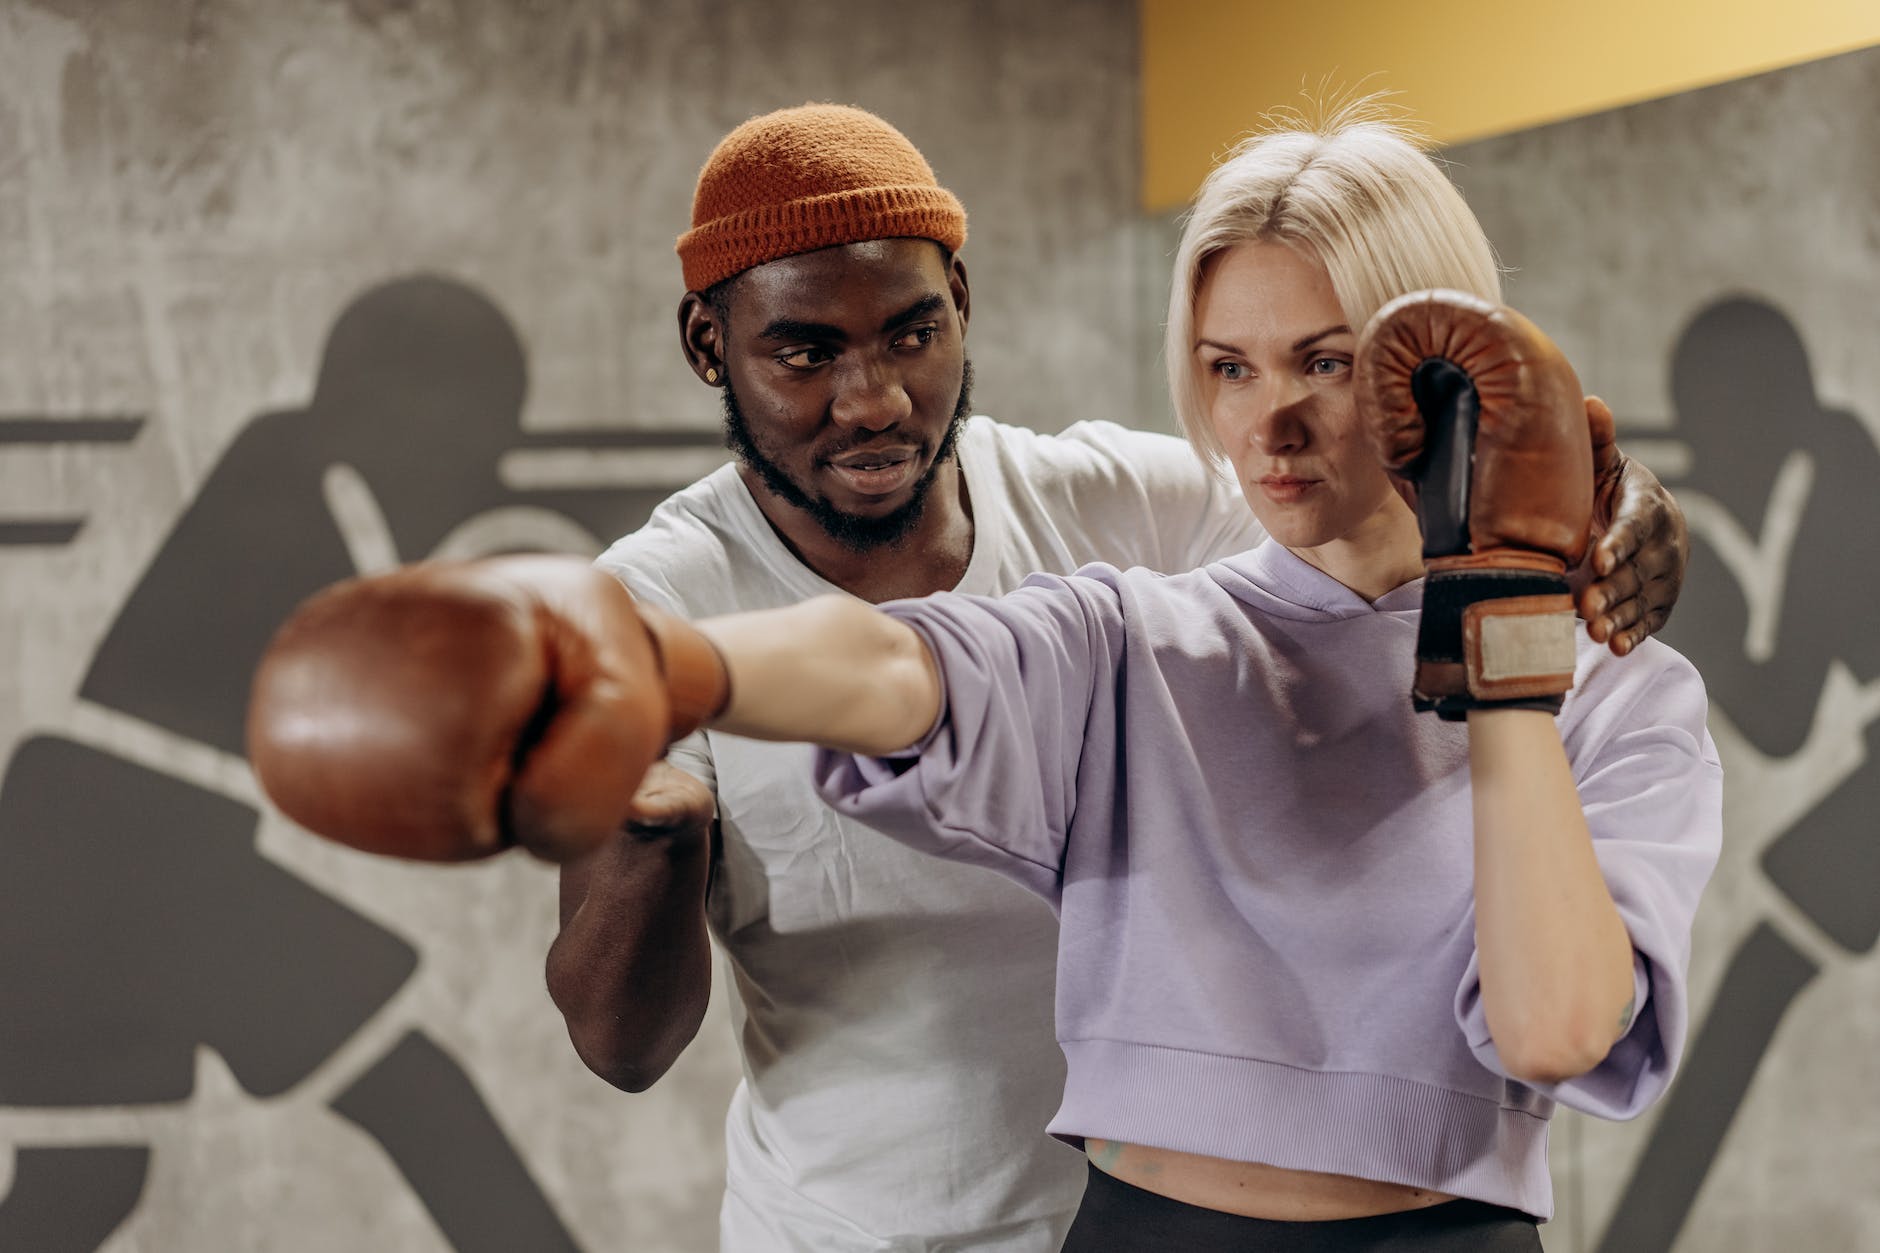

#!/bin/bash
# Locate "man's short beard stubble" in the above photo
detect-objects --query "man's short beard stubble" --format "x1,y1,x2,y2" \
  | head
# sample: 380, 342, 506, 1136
720, 358, 974, 553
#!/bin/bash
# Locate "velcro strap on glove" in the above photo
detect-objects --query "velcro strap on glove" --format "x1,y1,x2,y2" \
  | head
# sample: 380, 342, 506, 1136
1414, 567, 1576, 720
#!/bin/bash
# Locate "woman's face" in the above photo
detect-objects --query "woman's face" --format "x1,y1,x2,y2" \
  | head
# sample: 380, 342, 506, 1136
1193, 241, 1406, 558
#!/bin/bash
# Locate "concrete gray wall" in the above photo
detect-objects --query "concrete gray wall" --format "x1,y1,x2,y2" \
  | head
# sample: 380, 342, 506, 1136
0, 2, 1140, 1250
8, 1, 1872, 1247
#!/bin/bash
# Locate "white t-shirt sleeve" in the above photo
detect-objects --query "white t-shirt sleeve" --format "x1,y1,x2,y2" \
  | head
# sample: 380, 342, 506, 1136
1048, 421, 1263, 572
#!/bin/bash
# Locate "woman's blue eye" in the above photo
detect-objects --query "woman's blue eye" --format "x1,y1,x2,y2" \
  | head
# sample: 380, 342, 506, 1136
1216, 361, 1244, 380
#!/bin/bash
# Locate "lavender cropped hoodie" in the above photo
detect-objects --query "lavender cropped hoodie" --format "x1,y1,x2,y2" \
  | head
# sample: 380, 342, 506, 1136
815, 541, 1722, 1219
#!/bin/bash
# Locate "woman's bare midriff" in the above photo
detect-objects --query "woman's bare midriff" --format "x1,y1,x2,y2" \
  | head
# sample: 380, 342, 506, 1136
1084, 1140, 1456, 1221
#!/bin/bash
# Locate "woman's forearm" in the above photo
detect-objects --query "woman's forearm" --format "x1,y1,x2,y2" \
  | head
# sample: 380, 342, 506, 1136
697, 595, 942, 756
1468, 708, 1636, 1085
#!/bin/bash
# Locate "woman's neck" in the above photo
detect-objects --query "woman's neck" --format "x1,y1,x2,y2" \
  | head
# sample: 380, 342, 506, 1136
1287, 495, 1424, 602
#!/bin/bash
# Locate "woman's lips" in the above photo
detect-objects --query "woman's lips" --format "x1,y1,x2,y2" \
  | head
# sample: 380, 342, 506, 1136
1257, 476, 1321, 503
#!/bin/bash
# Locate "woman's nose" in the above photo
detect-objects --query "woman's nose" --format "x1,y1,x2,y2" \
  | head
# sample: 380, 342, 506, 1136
1250, 382, 1311, 454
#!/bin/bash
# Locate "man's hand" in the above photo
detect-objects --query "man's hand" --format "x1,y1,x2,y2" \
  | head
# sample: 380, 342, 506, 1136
623, 761, 715, 841
1574, 397, 1690, 656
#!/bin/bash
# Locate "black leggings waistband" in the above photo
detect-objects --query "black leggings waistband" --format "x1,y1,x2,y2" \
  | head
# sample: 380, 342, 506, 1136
1061, 1162, 1543, 1252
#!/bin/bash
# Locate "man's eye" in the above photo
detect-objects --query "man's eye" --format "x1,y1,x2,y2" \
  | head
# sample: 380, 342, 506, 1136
1308, 356, 1350, 376
893, 326, 938, 350
778, 348, 833, 369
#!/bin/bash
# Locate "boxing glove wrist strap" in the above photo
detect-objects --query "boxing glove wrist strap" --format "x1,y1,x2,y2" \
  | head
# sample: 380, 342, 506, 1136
640, 604, 732, 741
1413, 565, 1576, 721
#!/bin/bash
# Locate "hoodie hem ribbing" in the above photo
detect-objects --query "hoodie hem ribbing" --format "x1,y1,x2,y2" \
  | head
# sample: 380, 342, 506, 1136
1048, 1038, 1553, 1220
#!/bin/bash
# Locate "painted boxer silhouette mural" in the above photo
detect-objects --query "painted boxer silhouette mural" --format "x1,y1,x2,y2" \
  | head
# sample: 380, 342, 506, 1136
1597, 297, 1880, 1251
10, 283, 1866, 1249
0, 276, 725, 1251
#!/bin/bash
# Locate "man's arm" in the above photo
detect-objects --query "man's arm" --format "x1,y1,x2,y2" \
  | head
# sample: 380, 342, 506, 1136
543, 594, 941, 1090
241, 561, 946, 1088
1072, 413, 1688, 650
546, 761, 717, 1091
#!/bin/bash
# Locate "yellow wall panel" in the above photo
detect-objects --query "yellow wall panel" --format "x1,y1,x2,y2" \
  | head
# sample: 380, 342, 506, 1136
1142, 0, 1880, 210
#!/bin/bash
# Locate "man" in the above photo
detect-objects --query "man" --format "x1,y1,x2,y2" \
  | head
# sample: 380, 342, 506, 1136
544, 104, 1687, 1251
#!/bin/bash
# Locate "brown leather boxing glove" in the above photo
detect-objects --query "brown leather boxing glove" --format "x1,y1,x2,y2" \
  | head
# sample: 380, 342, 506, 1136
246, 556, 729, 862
1355, 290, 1594, 719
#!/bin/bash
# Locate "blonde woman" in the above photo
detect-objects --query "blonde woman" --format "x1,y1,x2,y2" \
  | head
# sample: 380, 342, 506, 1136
756, 113, 1712, 1248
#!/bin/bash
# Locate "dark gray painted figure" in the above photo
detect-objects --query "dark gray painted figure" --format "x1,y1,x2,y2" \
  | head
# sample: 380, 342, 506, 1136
1598, 298, 1878, 1251
0, 276, 715, 1251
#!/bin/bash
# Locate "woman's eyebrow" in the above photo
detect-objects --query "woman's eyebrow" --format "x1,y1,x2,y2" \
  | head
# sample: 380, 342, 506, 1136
1292, 324, 1352, 352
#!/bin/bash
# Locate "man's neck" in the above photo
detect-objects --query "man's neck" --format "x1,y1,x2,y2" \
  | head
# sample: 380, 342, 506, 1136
739, 458, 975, 604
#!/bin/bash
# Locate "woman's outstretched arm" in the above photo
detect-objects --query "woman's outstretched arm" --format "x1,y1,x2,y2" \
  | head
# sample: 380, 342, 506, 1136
701, 594, 943, 756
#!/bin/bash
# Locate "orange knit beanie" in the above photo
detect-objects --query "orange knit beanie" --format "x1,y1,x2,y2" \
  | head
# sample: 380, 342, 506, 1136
676, 104, 968, 293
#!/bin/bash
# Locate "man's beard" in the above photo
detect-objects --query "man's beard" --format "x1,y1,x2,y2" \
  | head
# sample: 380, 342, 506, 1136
720, 359, 974, 553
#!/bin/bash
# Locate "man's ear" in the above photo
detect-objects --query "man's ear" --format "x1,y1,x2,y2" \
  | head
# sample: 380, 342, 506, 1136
677, 292, 725, 385
948, 254, 971, 334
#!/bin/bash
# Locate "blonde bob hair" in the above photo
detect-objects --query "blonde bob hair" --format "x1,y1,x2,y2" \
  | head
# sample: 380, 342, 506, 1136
1166, 109, 1503, 462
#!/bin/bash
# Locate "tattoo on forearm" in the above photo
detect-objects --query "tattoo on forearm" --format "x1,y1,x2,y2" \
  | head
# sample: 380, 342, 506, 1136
1617, 996, 1636, 1035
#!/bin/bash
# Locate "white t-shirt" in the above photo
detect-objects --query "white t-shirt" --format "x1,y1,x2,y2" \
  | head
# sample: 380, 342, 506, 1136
595, 417, 1261, 1252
